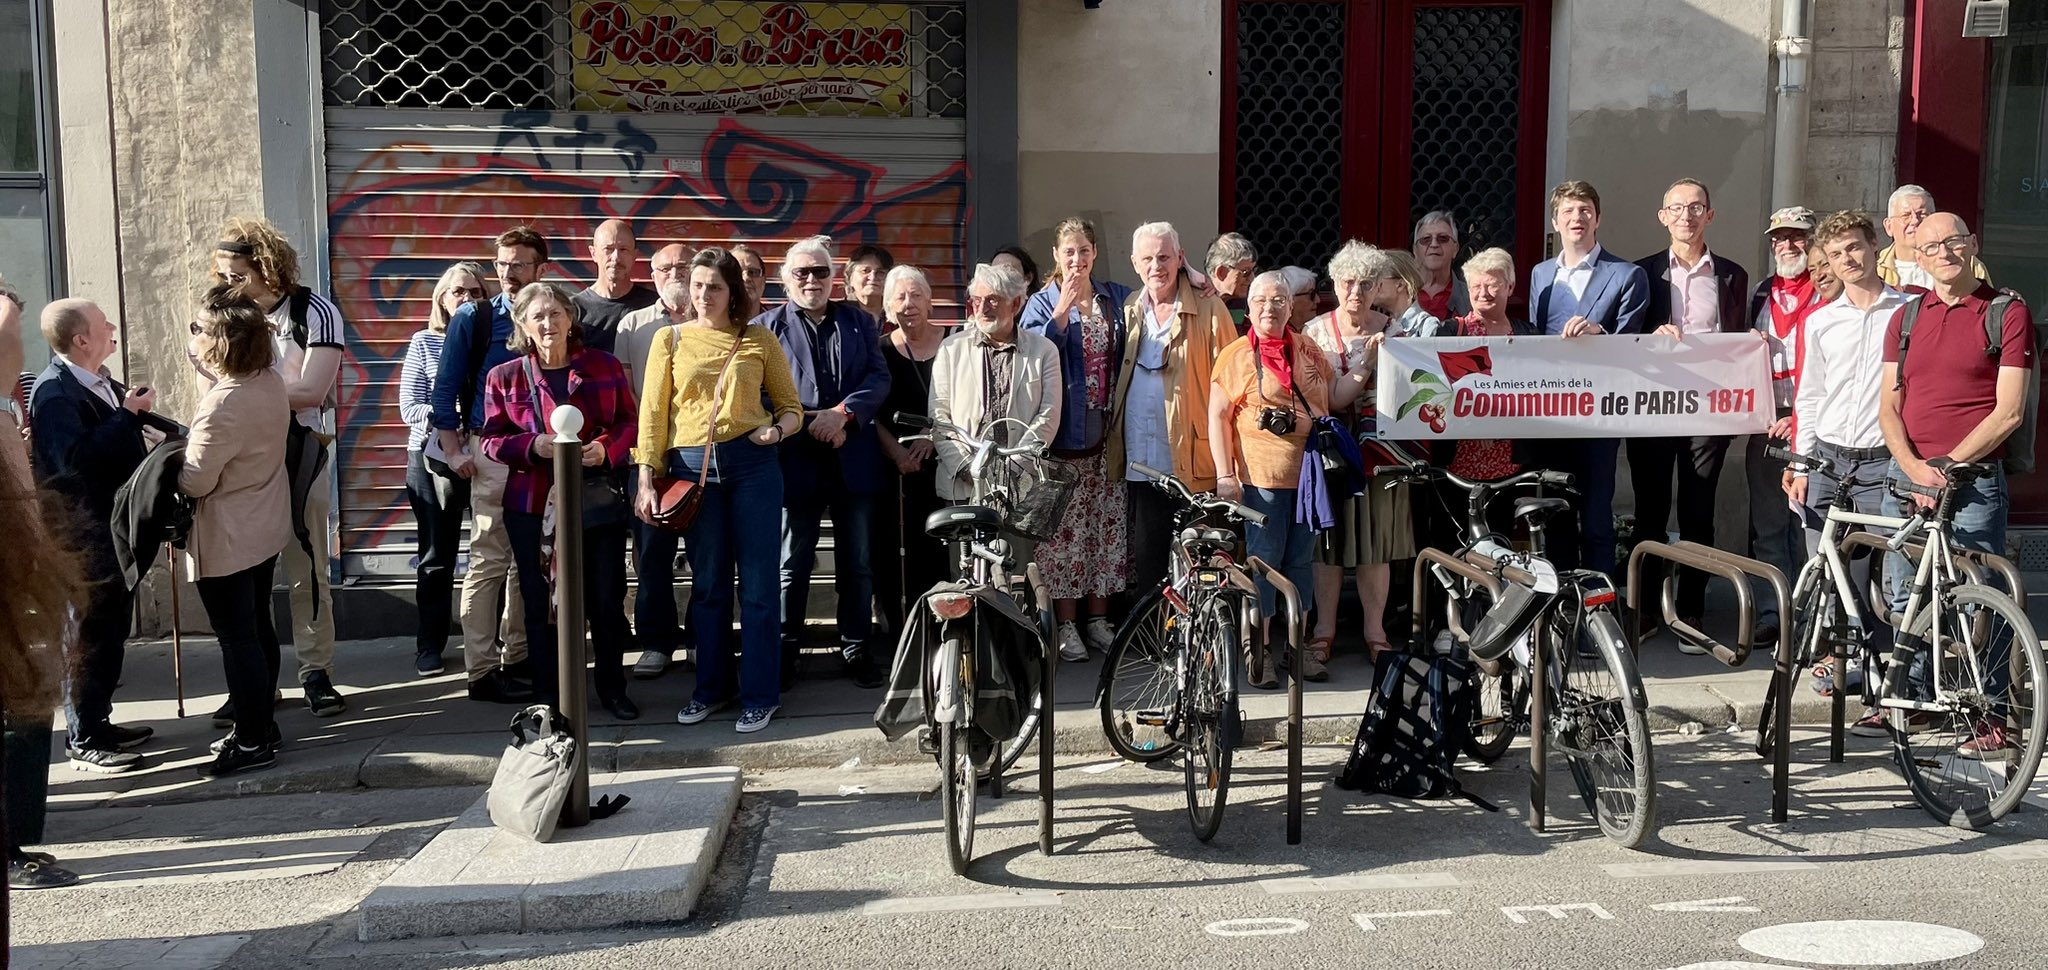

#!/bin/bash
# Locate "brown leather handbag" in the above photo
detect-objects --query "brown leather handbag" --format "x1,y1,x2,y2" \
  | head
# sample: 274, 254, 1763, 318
647, 327, 746, 534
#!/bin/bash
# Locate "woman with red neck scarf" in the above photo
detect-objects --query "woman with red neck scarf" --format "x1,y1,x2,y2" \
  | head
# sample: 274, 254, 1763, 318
1208, 271, 1331, 688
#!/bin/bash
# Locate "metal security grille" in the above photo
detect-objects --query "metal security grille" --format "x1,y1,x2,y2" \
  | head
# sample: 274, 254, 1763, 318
1408, 5, 1523, 258
1232, 1, 1347, 272
320, 0, 967, 118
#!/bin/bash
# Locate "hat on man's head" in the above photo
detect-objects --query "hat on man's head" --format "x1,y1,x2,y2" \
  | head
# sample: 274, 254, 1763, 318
1766, 206, 1817, 234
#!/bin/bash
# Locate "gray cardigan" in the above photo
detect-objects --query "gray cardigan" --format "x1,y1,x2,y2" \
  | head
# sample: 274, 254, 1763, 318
928, 327, 1064, 501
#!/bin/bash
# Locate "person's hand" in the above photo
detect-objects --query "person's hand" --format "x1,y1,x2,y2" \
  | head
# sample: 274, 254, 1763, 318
1561, 316, 1603, 338
1781, 469, 1806, 506
1768, 415, 1794, 439
894, 451, 922, 475
809, 406, 849, 443
750, 424, 786, 447
1360, 331, 1388, 359
142, 426, 167, 449
905, 438, 934, 465
448, 451, 477, 479
1052, 272, 1091, 322
123, 386, 156, 414
1903, 458, 1946, 510
634, 483, 657, 525
1216, 474, 1244, 503
531, 435, 552, 461
579, 440, 605, 467
1654, 323, 1682, 341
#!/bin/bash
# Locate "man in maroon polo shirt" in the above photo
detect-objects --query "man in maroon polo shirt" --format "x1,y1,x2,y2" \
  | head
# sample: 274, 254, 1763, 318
1877, 211, 2035, 758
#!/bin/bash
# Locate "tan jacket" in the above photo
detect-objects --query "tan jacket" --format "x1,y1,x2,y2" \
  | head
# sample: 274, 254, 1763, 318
1877, 244, 1991, 288
179, 369, 292, 579
1106, 279, 1239, 490
929, 327, 1063, 501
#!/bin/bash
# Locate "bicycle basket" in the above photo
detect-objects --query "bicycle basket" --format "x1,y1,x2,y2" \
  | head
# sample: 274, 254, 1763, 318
1466, 582, 1554, 664
990, 455, 1078, 542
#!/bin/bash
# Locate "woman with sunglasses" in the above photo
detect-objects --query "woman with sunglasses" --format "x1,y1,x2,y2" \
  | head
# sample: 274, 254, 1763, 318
399, 261, 489, 676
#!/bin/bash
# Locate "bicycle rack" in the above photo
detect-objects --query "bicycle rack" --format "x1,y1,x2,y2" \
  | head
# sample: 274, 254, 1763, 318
1625, 540, 1793, 821
1245, 556, 1305, 846
1027, 563, 1056, 857
1453, 549, 1557, 833
1409, 548, 1507, 667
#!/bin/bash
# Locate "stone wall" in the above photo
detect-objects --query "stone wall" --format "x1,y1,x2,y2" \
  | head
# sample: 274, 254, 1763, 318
1804, 0, 1907, 216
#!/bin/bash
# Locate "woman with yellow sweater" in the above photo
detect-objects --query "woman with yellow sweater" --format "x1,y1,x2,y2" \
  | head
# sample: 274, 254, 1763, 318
634, 248, 802, 733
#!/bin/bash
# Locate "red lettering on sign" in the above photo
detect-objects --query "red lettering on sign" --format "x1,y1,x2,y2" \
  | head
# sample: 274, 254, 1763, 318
580, 2, 906, 70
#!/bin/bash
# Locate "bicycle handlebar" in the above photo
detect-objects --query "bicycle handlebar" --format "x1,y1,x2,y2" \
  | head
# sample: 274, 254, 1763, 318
1129, 461, 1267, 526
1373, 460, 1575, 494
895, 412, 1044, 459
1768, 444, 1894, 491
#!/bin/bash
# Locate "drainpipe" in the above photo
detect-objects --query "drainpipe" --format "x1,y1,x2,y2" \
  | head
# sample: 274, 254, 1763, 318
1771, 0, 1813, 210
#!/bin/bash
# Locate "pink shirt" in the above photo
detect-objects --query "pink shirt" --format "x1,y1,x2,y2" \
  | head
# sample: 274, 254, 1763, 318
1666, 250, 1721, 334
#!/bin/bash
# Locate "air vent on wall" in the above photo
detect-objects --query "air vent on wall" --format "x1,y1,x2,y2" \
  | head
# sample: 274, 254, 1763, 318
1964, 0, 2012, 38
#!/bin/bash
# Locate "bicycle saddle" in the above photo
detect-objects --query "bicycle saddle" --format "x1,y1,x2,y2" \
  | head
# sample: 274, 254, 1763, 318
926, 505, 1004, 541
1937, 460, 1996, 484
1512, 496, 1572, 524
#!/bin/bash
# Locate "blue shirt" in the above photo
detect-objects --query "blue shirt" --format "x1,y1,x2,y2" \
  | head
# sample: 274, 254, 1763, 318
1123, 291, 1175, 480
432, 293, 521, 432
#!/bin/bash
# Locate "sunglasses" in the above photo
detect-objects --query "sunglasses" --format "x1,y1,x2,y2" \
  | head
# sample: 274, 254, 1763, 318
790, 265, 831, 281
451, 286, 486, 299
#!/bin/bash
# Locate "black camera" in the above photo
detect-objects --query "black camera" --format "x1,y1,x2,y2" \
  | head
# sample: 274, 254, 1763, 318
1257, 406, 1297, 436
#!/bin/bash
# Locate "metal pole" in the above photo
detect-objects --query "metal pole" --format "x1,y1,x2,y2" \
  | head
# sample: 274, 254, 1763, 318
1029, 563, 1054, 856
168, 548, 185, 718
551, 405, 590, 829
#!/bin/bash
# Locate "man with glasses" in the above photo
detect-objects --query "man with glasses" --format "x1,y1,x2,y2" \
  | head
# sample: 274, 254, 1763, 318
1412, 211, 1469, 322
733, 244, 770, 310
1630, 178, 1751, 650
433, 225, 549, 704
758, 236, 892, 688
617, 243, 694, 679
570, 219, 657, 355
1205, 233, 1257, 326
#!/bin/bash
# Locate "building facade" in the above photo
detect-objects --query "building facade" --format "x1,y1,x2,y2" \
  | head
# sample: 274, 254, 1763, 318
7, 0, 2037, 631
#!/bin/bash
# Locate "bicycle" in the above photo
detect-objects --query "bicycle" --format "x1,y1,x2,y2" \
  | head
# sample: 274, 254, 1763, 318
887, 415, 1065, 873
1097, 462, 1266, 841
1390, 458, 1658, 848
1767, 447, 2045, 829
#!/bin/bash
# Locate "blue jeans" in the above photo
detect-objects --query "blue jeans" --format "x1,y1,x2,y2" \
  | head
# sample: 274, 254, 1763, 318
1243, 485, 1315, 625
780, 468, 878, 654
1745, 433, 1803, 627
673, 440, 785, 711
1884, 460, 2010, 701
1801, 442, 1894, 659
627, 476, 685, 654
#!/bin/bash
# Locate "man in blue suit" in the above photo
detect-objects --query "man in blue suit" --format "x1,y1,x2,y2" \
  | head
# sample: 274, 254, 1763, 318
758, 236, 892, 688
1526, 180, 1648, 576
29, 299, 157, 773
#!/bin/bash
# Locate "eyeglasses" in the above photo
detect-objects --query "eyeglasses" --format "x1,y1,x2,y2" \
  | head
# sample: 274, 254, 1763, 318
1417, 234, 1455, 246
790, 265, 831, 281
964, 295, 1006, 310
218, 271, 249, 285
1250, 297, 1292, 309
451, 286, 486, 299
493, 260, 538, 272
1916, 234, 1974, 258
1662, 203, 1710, 217
651, 264, 686, 275
189, 320, 204, 336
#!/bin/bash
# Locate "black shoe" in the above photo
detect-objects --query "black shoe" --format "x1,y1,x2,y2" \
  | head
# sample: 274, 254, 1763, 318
67, 743, 141, 774
467, 668, 535, 704
198, 742, 276, 779
210, 699, 236, 729
415, 649, 445, 677
845, 649, 886, 690
302, 672, 347, 718
12, 850, 55, 867
600, 694, 641, 720
1755, 621, 1781, 646
8, 859, 78, 890
104, 724, 154, 750
209, 723, 283, 755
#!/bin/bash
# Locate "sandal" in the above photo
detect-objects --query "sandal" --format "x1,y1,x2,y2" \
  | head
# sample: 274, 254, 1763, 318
1365, 639, 1395, 663
1300, 636, 1333, 683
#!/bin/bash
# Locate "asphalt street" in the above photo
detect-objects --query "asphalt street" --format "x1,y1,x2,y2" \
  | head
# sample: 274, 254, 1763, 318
13, 728, 2048, 969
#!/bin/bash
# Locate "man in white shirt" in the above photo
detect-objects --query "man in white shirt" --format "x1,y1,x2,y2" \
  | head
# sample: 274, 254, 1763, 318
1786, 210, 1907, 735
616, 243, 693, 679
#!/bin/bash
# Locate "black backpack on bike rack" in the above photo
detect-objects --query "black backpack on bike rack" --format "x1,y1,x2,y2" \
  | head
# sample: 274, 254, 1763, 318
1336, 651, 1498, 810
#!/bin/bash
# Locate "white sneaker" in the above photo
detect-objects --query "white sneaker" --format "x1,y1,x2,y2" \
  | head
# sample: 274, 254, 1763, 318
1432, 630, 1457, 656
1083, 617, 1115, 653
1057, 622, 1088, 662
1675, 639, 1709, 656
632, 649, 672, 679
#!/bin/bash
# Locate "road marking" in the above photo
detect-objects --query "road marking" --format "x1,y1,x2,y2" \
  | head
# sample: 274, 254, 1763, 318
862, 893, 1061, 916
1650, 896, 1762, 913
1739, 920, 1983, 965
1351, 910, 1453, 933
1601, 859, 1818, 878
1989, 843, 2048, 861
1501, 903, 1613, 924
1204, 918, 1310, 937
1259, 872, 1462, 895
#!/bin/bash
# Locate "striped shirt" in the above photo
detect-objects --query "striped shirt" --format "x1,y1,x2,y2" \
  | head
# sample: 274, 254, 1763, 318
266, 287, 347, 431
398, 329, 445, 451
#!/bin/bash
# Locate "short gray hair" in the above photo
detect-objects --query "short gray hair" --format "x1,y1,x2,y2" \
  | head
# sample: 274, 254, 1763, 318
1888, 184, 1935, 217
1248, 270, 1292, 301
783, 235, 835, 276
970, 261, 1027, 302
1327, 240, 1395, 284
1206, 233, 1255, 271
884, 264, 931, 299
1461, 247, 1516, 290
1413, 210, 1458, 242
1279, 266, 1318, 297
1132, 221, 1181, 254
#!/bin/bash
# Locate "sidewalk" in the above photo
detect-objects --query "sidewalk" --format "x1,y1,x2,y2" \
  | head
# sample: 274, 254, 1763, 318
46, 614, 1837, 812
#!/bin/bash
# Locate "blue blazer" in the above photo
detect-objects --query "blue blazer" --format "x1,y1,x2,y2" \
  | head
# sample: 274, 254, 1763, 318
756, 300, 892, 496
433, 293, 522, 433
1528, 247, 1649, 336
1019, 278, 1133, 451
28, 360, 148, 532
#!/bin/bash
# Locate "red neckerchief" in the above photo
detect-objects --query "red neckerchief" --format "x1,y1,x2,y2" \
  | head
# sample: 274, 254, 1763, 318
1768, 273, 1817, 338
1251, 329, 1293, 393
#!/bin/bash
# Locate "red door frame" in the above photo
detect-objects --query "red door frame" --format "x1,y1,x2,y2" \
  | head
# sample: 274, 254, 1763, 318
1220, 0, 1553, 270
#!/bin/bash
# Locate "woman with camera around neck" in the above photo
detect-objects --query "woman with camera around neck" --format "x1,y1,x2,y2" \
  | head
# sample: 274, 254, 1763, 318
1208, 271, 1332, 687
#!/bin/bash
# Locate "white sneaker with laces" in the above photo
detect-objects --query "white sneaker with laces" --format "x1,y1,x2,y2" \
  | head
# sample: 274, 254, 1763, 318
1057, 622, 1087, 662
632, 649, 671, 679
1083, 617, 1115, 653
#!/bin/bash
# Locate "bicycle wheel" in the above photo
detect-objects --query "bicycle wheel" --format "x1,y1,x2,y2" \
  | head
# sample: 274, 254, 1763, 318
1892, 584, 2048, 830
1099, 585, 1181, 762
1464, 661, 1528, 764
937, 638, 977, 874
1183, 594, 1240, 842
1554, 609, 1657, 848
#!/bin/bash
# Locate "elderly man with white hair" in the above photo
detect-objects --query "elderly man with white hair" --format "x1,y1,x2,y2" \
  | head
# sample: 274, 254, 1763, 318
1412, 210, 1470, 322
756, 235, 893, 688
872, 264, 951, 653
1877, 184, 1991, 290
931, 261, 1063, 504
1109, 221, 1240, 613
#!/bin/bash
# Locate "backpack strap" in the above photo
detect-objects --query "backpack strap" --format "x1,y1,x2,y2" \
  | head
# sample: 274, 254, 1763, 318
1985, 288, 2024, 357
1891, 295, 1924, 391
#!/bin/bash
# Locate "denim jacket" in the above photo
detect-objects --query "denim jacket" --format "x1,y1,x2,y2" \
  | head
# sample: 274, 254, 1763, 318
1019, 277, 1132, 452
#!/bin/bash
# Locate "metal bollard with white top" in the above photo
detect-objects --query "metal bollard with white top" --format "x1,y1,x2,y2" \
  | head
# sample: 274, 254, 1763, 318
550, 404, 591, 829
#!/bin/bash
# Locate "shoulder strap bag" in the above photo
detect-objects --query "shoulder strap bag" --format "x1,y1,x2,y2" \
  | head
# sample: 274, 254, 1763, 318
648, 325, 746, 534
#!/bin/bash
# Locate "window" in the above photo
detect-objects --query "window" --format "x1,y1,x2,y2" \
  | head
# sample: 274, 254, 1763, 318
0, 0, 56, 377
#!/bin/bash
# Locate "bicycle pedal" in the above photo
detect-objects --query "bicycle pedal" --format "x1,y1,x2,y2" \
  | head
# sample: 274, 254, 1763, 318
1134, 709, 1169, 727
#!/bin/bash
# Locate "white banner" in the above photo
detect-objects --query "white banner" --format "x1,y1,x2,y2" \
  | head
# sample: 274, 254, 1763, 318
1372, 333, 1772, 439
